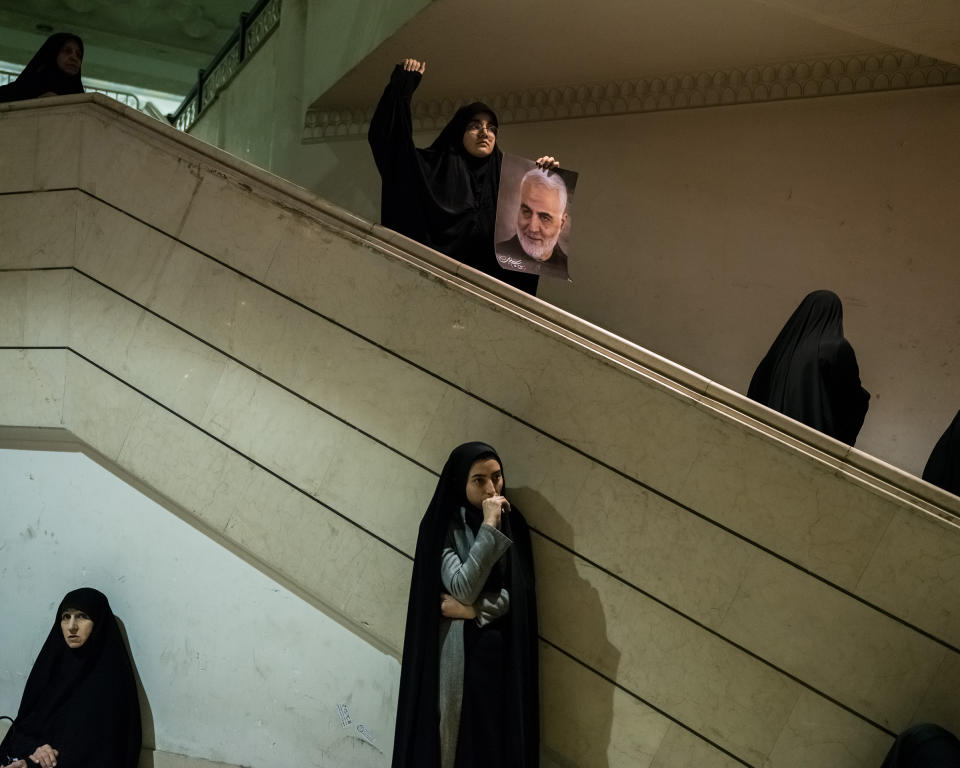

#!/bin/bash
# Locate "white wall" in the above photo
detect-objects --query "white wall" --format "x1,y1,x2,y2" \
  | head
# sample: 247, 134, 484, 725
0, 448, 398, 768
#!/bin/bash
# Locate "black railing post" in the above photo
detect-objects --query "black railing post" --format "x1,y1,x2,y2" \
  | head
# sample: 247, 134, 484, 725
197, 69, 205, 111
239, 12, 250, 61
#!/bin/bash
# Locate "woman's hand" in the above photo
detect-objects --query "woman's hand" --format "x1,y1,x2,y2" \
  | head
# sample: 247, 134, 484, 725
535, 156, 559, 169
440, 593, 477, 620
28, 744, 58, 768
481, 495, 510, 528
400, 58, 426, 74
2, 760, 28, 768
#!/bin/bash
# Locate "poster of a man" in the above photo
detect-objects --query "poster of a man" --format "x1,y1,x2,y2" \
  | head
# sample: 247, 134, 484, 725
495, 154, 577, 280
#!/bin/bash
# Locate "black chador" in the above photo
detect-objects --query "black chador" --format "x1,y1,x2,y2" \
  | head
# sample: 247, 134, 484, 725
748, 289, 870, 445
369, 65, 538, 295
923, 409, 960, 497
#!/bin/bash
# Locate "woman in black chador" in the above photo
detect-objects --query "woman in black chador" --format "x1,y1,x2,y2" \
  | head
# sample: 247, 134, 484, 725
748, 289, 870, 445
392, 442, 539, 768
0, 588, 141, 768
0, 33, 84, 104
923, 409, 960, 496
880, 723, 960, 767
369, 58, 555, 296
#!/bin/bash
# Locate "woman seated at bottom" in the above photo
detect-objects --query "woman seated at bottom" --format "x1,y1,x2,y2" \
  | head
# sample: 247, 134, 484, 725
392, 442, 539, 768
1, 588, 141, 768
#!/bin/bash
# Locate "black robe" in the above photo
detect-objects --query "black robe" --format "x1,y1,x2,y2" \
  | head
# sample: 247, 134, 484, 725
368, 66, 539, 295
392, 442, 539, 768
748, 289, 870, 445
923, 409, 960, 497
880, 723, 960, 767
0, 33, 84, 104
0, 588, 142, 768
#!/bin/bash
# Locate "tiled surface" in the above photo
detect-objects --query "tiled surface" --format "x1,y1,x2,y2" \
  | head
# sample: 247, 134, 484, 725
4, 99, 960, 766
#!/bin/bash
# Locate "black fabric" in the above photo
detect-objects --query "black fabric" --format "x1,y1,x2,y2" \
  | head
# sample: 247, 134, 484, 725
880, 723, 960, 768
0, 588, 141, 768
923, 410, 960, 497
369, 66, 539, 295
392, 442, 539, 768
748, 289, 870, 445
0, 33, 84, 104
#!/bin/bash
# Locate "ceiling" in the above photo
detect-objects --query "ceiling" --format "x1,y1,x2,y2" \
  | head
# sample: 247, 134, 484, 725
0, 0, 957, 106
313, 0, 960, 111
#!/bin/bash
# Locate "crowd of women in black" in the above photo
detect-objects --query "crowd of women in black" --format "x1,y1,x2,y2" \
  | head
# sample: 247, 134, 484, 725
2, 36, 959, 768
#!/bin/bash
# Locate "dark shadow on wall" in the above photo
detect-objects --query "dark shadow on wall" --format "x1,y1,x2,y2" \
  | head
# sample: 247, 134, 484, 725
117, 617, 156, 768
511, 486, 620, 768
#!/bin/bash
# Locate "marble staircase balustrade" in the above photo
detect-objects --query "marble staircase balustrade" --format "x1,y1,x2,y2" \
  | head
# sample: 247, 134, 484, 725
2, 94, 959, 767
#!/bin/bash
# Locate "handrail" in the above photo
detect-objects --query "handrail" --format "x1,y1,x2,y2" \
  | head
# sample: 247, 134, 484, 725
169, 0, 281, 132
0, 70, 141, 109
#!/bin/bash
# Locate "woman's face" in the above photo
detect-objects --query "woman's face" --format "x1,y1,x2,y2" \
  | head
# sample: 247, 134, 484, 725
462, 111, 497, 158
56, 39, 83, 76
465, 457, 504, 508
61, 607, 94, 648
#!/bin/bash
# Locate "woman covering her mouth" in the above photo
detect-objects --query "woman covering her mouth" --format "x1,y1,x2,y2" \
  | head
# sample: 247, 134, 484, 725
0, 588, 141, 768
369, 58, 554, 296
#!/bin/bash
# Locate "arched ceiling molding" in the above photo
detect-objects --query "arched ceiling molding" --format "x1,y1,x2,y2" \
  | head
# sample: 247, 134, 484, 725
303, 50, 960, 143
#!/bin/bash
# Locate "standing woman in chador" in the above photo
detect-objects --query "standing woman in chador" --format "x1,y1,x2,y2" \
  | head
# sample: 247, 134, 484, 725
748, 289, 870, 445
392, 442, 539, 768
368, 57, 557, 296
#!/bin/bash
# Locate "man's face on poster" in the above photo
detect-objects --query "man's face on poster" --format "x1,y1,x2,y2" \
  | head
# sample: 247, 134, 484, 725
516, 178, 567, 262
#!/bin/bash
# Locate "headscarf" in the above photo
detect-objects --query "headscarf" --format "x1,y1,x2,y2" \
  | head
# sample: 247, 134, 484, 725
391, 442, 539, 768
369, 66, 538, 295
880, 723, 960, 767
0, 588, 142, 768
923, 409, 960, 497
0, 33, 85, 104
748, 289, 870, 445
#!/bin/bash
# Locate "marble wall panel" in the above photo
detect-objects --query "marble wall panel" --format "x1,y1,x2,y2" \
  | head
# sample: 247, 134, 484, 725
540, 644, 670, 768
765, 690, 892, 768
649, 724, 745, 768
857, 507, 960, 648
115, 396, 259, 535
79, 114, 202, 236
0, 269, 70, 348
62, 352, 143, 461
0, 111, 39, 192
534, 537, 799, 764
0, 191, 77, 269
222, 467, 411, 651
718, 553, 946, 731
67, 270, 143, 364
75, 193, 177, 305
913, 651, 960, 732
0, 349, 66, 428
679, 419, 897, 588
177, 169, 303, 282
33, 107, 83, 190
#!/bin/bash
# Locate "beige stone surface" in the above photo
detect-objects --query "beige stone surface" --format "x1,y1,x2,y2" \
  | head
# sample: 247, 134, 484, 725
0, 191, 77, 269
765, 690, 892, 768
857, 507, 960, 648
4, 98, 960, 765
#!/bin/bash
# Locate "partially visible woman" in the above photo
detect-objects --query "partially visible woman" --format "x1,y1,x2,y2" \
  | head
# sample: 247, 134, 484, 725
923, 409, 960, 497
392, 442, 539, 768
748, 289, 870, 445
0, 33, 84, 104
880, 723, 960, 767
0, 588, 141, 768
368, 58, 556, 296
